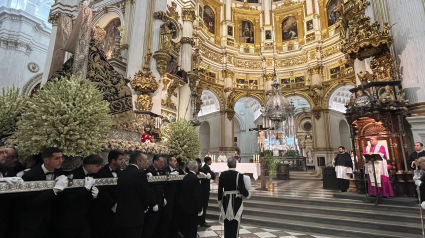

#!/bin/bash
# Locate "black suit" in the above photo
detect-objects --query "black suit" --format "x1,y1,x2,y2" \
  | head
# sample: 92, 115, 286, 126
218, 170, 250, 238
0, 166, 17, 238
90, 165, 121, 238
157, 166, 178, 238
51, 166, 94, 238
199, 163, 216, 225
14, 164, 62, 238
408, 151, 425, 169
181, 171, 202, 238
142, 165, 164, 238
115, 164, 150, 238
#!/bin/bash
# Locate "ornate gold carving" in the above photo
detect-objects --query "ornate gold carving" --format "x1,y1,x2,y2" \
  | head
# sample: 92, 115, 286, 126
311, 107, 322, 120
379, 85, 396, 109
137, 94, 153, 111
225, 108, 235, 120
180, 37, 195, 46
153, 11, 169, 22
92, 24, 106, 45
162, 98, 176, 110
357, 71, 373, 84
370, 53, 398, 81
200, 45, 221, 64
321, 43, 341, 58
308, 65, 322, 75
159, 22, 175, 51
264, 73, 275, 81
236, 2, 256, 10
192, 48, 201, 71
167, 2, 179, 20
224, 87, 232, 92
48, 13, 60, 26
182, 8, 196, 22
188, 71, 199, 92
308, 87, 321, 108
223, 69, 234, 78
152, 51, 171, 77
234, 59, 262, 69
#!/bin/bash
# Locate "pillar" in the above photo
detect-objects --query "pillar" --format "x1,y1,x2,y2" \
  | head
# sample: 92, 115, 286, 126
178, 8, 196, 120
220, 70, 235, 156
41, 14, 61, 85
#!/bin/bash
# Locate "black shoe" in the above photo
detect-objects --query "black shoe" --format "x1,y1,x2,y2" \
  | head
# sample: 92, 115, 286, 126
201, 222, 211, 228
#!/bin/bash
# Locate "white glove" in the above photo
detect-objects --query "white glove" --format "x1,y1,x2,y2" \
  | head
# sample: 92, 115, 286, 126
147, 173, 153, 179
91, 186, 99, 199
111, 203, 117, 213
197, 208, 203, 216
198, 172, 207, 178
218, 200, 222, 209
53, 175, 69, 191
414, 175, 420, 181
163, 198, 167, 206
170, 171, 179, 175
84, 177, 95, 190
206, 173, 211, 180
0, 177, 24, 184
416, 180, 422, 186
16, 168, 30, 177
153, 204, 158, 212
422, 202, 425, 210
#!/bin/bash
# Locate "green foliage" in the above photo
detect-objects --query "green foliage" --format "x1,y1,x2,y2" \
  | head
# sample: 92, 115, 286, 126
15, 76, 112, 158
0, 87, 26, 140
166, 119, 200, 163
284, 150, 299, 157
264, 150, 280, 182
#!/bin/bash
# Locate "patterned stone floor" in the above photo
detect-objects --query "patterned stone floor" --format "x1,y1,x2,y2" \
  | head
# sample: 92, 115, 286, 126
197, 220, 333, 238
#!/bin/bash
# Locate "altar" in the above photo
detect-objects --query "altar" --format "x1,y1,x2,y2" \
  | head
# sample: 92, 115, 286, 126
210, 163, 261, 180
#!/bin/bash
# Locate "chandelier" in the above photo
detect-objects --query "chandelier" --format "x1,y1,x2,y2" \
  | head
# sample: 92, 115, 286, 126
263, 79, 295, 131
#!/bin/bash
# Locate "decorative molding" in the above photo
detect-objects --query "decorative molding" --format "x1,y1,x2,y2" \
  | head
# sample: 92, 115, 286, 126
181, 8, 196, 22
180, 37, 195, 46
0, 38, 33, 55
22, 73, 42, 97
27, 62, 39, 73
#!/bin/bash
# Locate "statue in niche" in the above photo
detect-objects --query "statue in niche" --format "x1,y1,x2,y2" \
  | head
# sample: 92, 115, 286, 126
379, 85, 396, 108
192, 48, 201, 71
159, 22, 175, 51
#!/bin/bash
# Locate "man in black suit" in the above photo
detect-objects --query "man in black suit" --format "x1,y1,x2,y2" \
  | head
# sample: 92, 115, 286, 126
181, 160, 203, 238
199, 156, 216, 227
142, 155, 165, 238
157, 156, 179, 238
218, 157, 251, 238
115, 151, 150, 238
51, 154, 103, 238
90, 150, 124, 238
15, 147, 68, 238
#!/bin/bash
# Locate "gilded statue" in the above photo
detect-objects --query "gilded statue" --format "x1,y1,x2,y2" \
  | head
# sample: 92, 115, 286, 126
136, 94, 153, 111
379, 85, 396, 107
192, 48, 201, 71
159, 22, 176, 51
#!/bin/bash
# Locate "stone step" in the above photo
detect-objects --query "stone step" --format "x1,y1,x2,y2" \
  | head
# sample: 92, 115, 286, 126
207, 203, 421, 235
205, 210, 423, 238
208, 198, 420, 224
210, 193, 418, 213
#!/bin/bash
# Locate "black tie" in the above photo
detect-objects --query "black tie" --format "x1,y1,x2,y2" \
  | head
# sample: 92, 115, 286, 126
45, 172, 54, 176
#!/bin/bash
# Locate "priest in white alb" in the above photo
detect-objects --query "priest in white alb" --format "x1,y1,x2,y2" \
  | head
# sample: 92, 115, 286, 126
362, 136, 394, 197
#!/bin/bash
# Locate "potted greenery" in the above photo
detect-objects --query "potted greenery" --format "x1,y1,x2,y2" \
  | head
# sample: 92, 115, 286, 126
264, 150, 280, 191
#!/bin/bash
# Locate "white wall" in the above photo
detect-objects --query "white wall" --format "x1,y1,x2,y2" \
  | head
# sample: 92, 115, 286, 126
329, 110, 351, 152
198, 111, 221, 156
234, 102, 258, 162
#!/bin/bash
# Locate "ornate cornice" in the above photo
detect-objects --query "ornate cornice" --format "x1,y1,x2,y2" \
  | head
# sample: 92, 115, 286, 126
223, 69, 235, 78
181, 8, 196, 22
264, 72, 275, 81
48, 12, 60, 26
0, 38, 33, 55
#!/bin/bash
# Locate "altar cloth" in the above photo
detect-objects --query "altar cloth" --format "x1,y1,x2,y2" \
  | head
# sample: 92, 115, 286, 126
210, 163, 261, 180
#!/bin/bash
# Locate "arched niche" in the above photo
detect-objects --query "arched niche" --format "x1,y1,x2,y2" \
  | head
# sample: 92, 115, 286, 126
198, 90, 221, 117
22, 73, 42, 97
92, 9, 124, 28
199, 121, 211, 155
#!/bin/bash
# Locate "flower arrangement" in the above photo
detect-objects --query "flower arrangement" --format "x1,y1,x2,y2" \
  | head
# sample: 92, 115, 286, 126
103, 139, 170, 155
0, 87, 26, 140
15, 76, 112, 158
165, 119, 200, 163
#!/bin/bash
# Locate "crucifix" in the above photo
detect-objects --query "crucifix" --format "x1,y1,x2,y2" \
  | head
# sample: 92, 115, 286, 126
249, 124, 273, 190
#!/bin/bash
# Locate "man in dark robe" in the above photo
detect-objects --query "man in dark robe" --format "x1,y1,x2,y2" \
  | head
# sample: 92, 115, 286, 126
408, 142, 425, 169
218, 157, 251, 238
333, 146, 353, 192
199, 156, 216, 227
91, 150, 124, 238
115, 151, 150, 238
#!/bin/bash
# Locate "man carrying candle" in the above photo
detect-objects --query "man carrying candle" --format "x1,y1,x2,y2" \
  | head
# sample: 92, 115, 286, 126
362, 136, 394, 197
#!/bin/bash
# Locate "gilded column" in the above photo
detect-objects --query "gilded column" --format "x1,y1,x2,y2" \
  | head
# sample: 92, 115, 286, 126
178, 8, 196, 120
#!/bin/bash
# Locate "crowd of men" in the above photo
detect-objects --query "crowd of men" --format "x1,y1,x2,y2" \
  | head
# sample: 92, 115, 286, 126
0, 142, 222, 238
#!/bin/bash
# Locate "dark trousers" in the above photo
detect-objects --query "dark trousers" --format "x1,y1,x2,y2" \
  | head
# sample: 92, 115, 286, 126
142, 206, 161, 238
156, 203, 174, 238
199, 191, 210, 224
337, 178, 350, 192
91, 213, 116, 238
0, 199, 14, 238
182, 212, 198, 238
224, 219, 240, 238
117, 226, 143, 238
169, 203, 183, 238
55, 222, 91, 238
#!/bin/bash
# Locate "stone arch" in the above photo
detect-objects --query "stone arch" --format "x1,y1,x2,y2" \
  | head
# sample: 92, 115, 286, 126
92, 7, 124, 27
22, 73, 42, 97
202, 85, 225, 110
234, 113, 246, 131
236, 96, 263, 120
232, 92, 265, 109
283, 92, 314, 109
198, 89, 222, 117
324, 83, 355, 111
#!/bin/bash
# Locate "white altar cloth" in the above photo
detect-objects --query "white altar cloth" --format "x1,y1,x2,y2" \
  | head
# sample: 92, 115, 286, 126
210, 163, 261, 180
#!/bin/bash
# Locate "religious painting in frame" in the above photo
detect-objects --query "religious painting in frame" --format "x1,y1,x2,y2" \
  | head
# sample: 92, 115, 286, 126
249, 79, 258, 89
227, 38, 234, 47
208, 72, 217, 83
102, 18, 121, 59
327, 0, 342, 27
239, 20, 255, 44
228, 26, 233, 36
281, 78, 291, 88
330, 66, 341, 79
236, 78, 245, 84
295, 76, 305, 87
306, 19, 314, 31
203, 6, 215, 34
282, 16, 298, 42
265, 30, 272, 40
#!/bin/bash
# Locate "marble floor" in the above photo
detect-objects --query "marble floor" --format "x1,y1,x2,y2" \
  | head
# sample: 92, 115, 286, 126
197, 220, 334, 238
